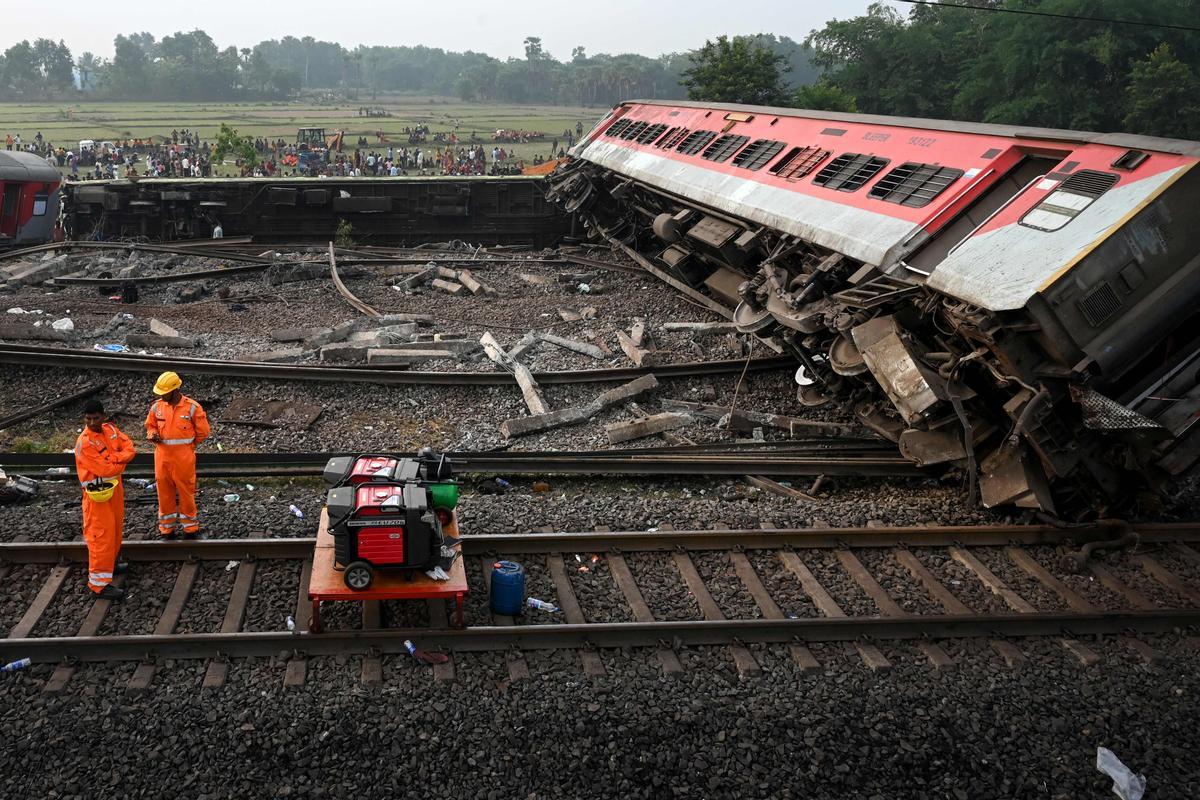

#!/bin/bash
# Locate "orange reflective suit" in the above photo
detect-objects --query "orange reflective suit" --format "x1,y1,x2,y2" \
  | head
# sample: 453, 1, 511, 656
145, 395, 210, 537
74, 423, 136, 593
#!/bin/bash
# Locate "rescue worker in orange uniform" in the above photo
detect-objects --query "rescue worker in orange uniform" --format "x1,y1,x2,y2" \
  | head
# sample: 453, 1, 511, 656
145, 372, 211, 539
74, 398, 136, 600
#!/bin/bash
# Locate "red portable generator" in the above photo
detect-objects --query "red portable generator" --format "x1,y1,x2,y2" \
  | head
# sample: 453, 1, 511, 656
326, 482, 448, 590
323, 448, 453, 488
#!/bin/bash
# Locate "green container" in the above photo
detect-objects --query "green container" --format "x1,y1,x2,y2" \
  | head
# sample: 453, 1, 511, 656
428, 482, 460, 510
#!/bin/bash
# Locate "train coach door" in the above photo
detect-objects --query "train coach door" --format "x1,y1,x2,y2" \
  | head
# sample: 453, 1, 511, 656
905, 155, 1063, 274
0, 183, 20, 239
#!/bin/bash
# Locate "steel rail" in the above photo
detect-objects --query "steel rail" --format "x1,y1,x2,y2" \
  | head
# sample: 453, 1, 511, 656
3, 610, 1197, 663
2, 522, 1195, 564
0, 344, 794, 386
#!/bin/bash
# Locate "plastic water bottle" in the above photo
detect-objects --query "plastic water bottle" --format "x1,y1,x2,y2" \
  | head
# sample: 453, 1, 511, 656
288, 505, 304, 519
403, 640, 417, 657
527, 598, 559, 613
495, 478, 511, 489
46, 467, 70, 475
223, 494, 240, 503
1, 658, 31, 673
286, 615, 296, 631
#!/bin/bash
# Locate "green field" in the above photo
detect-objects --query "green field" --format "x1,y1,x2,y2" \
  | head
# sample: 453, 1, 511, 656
0, 97, 606, 166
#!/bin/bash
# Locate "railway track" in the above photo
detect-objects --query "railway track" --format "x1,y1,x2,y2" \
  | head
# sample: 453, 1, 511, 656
0, 343, 793, 386
2, 522, 1198, 688
0, 440, 918, 479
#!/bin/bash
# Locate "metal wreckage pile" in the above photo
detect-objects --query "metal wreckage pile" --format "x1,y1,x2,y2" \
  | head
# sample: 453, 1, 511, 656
544, 154, 1198, 520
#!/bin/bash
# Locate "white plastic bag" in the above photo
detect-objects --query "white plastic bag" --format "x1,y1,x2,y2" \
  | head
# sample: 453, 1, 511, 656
1096, 747, 1146, 800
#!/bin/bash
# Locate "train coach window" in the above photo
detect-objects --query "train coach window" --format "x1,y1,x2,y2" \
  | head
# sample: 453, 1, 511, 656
733, 139, 787, 171
702, 134, 750, 163
676, 130, 717, 155
32, 193, 48, 216
813, 153, 890, 192
770, 146, 832, 180
1019, 169, 1119, 232
658, 127, 689, 149
869, 162, 964, 207
620, 121, 650, 141
636, 123, 670, 145
606, 119, 633, 138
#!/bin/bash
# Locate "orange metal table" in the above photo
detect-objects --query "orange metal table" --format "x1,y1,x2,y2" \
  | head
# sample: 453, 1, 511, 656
308, 509, 468, 633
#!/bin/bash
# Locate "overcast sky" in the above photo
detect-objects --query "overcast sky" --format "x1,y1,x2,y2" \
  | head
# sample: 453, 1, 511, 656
4, 0, 901, 61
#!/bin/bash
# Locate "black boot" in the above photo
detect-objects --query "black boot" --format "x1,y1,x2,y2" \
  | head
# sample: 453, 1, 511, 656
113, 562, 130, 575
97, 584, 125, 601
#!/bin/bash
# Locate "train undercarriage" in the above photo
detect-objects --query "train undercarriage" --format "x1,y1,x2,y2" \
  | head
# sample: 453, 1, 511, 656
547, 157, 1200, 518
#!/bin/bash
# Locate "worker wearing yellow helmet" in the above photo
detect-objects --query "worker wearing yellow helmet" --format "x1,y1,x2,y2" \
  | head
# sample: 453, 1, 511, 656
145, 372, 211, 539
74, 398, 136, 600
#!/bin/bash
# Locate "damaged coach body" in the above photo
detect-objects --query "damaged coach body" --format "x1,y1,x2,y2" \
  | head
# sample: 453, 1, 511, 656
547, 100, 1200, 516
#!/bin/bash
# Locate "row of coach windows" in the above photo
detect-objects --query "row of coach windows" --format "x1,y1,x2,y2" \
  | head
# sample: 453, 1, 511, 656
603, 119, 967, 208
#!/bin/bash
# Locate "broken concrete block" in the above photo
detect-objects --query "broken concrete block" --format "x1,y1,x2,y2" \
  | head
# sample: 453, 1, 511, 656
605, 412, 693, 444
149, 318, 181, 338
537, 332, 604, 360
125, 333, 199, 349
593, 374, 659, 408
557, 305, 597, 322
508, 331, 540, 361
499, 374, 659, 439
392, 339, 479, 355
173, 284, 210, 303
392, 268, 437, 291
245, 347, 305, 363
499, 404, 598, 439
347, 331, 384, 344
617, 330, 654, 367
373, 313, 434, 327
431, 278, 466, 296
271, 326, 327, 343
434, 265, 459, 280
304, 320, 359, 349
630, 318, 646, 347
457, 269, 496, 297
366, 348, 455, 364
319, 341, 371, 362
661, 321, 737, 335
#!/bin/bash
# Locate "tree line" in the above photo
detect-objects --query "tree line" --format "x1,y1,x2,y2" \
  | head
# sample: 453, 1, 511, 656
807, 1, 1200, 139
0, 30, 817, 106
2, 6, 1196, 141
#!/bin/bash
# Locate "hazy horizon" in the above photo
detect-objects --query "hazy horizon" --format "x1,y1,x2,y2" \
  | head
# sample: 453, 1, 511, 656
3, 1, 897, 61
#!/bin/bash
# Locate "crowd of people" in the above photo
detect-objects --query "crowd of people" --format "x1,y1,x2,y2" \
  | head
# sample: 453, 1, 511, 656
3, 118, 587, 180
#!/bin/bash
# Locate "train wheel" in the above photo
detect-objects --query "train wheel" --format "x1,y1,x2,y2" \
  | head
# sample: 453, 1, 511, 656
344, 561, 374, 591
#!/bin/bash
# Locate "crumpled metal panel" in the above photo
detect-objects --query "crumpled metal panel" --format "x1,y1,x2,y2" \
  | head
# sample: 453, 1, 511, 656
1069, 385, 1165, 431
852, 316, 939, 424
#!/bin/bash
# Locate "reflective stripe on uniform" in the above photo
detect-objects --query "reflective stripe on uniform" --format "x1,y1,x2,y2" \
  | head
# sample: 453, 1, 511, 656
162, 437, 195, 445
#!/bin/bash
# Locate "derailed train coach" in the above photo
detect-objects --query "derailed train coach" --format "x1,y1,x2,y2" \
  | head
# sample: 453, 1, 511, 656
0, 151, 61, 249
547, 100, 1200, 516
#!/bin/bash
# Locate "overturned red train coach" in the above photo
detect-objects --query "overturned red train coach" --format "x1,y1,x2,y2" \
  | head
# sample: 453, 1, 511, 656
0, 151, 61, 249
547, 100, 1200, 516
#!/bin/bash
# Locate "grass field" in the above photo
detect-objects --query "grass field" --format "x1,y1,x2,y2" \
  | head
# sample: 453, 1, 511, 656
0, 97, 607, 166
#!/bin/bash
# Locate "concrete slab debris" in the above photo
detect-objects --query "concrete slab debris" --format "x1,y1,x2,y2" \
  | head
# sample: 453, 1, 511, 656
536, 332, 604, 359
431, 278, 467, 296
366, 348, 455, 364
617, 330, 654, 367
500, 374, 659, 438
148, 318, 182, 338
605, 411, 693, 444
244, 348, 306, 363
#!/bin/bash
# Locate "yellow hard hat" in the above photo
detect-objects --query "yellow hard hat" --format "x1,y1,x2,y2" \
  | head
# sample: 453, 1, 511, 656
153, 371, 182, 396
84, 477, 119, 503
